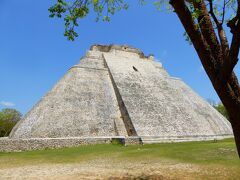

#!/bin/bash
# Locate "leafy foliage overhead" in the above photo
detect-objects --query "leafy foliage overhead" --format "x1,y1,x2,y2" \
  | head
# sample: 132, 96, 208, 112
49, 0, 129, 41
49, 0, 239, 41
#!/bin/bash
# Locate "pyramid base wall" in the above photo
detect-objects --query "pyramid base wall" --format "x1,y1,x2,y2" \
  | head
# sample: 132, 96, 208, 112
0, 135, 233, 152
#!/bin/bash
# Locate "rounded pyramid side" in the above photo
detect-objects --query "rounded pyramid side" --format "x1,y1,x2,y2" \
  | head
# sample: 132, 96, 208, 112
103, 52, 233, 139
10, 53, 122, 139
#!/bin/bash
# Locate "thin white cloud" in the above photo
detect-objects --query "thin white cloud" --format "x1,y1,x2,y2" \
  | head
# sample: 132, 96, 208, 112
198, 65, 204, 73
0, 101, 15, 107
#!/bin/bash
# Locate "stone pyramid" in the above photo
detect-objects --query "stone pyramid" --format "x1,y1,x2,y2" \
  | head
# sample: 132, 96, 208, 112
2, 45, 232, 151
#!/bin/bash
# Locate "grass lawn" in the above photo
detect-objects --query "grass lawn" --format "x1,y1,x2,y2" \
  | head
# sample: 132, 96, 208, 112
0, 138, 239, 179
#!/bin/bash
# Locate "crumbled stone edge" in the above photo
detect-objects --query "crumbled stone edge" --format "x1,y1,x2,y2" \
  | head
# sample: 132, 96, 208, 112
90, 44, 154, 60
0, 135, 233, 152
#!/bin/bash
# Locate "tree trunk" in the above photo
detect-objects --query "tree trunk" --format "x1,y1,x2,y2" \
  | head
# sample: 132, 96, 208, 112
170, 0, 240, 157
214, 76, 240, 157
232, 122, 240, 157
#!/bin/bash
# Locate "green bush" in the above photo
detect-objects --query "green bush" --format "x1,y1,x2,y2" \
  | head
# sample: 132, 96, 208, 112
0, 108, 22, 137
214, 103, 229, 121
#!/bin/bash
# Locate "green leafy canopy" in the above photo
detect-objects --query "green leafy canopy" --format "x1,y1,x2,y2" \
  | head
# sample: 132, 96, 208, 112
49, 0, 129, 41
49, 0, 238, 41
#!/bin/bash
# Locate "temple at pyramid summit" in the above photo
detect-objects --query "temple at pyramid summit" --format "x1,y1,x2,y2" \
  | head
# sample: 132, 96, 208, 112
0, 44, 233, 151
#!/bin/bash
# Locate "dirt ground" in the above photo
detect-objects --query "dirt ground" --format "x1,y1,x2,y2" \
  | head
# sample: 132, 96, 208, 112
0, 158, 237, 180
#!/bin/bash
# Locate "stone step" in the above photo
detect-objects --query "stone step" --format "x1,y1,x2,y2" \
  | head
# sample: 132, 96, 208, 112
140, 135, 233, 144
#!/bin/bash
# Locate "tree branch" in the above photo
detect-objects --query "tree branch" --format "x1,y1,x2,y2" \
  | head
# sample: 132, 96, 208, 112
208, 0, 220, 27
229, 73, 240, 99
193, 0, 222, 64
170, 0, 217, 80
208, 0, 229, 59
221, 0, 226, 24
222, 1, 240, 82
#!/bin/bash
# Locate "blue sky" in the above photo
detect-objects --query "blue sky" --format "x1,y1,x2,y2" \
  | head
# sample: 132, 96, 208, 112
0, 0, 238, 114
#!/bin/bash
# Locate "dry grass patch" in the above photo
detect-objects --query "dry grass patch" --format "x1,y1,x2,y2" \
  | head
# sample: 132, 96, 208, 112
0, 138, 239, 179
